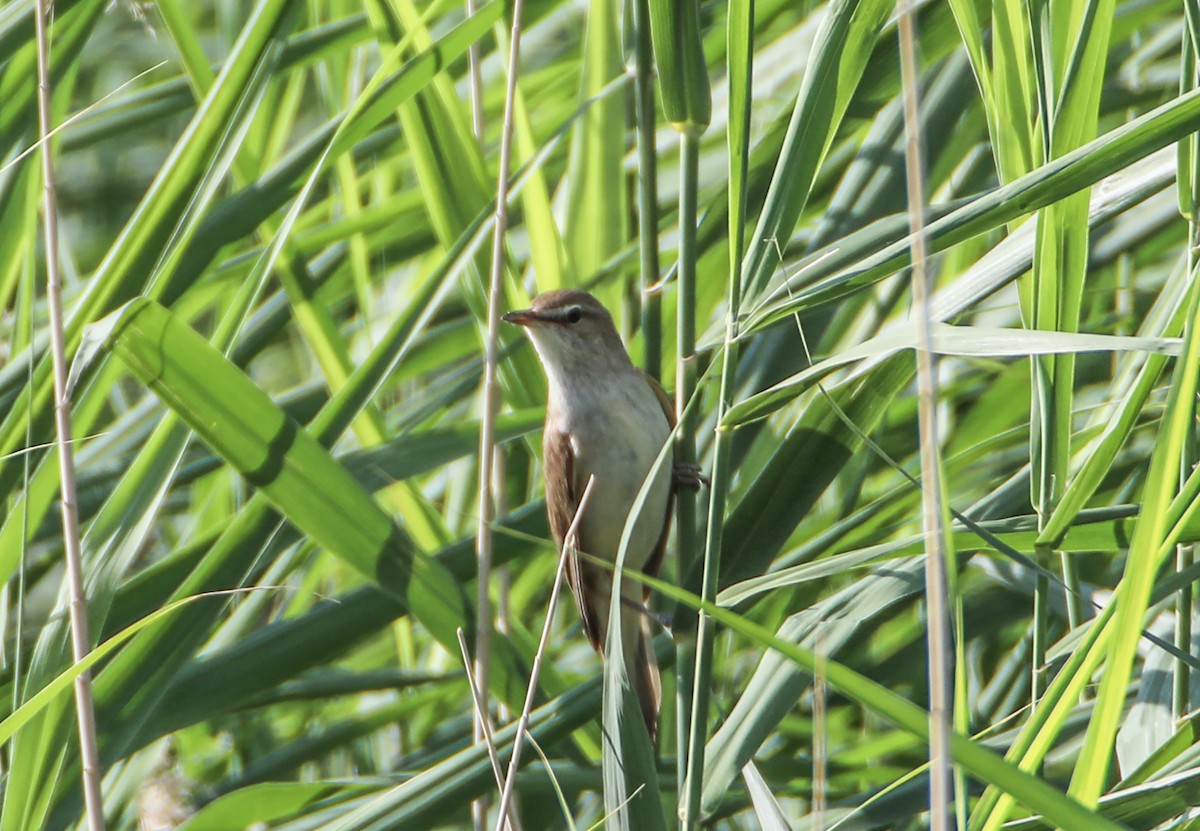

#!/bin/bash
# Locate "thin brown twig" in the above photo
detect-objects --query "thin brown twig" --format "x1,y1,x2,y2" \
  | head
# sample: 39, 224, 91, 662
465, 3, 490, 829
33, 1, 105, 828
493, 476, 596, 831
472, 0, 525, 701
474, 2, 527, 824
896, 6, 954, 831
458, 629, 523, 831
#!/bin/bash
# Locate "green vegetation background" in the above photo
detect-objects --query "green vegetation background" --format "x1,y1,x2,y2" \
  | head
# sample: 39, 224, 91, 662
2, 0, 1200, 828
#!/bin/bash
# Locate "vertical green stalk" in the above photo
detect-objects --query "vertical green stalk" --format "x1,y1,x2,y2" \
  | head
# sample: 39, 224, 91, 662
1031, 568, 1049, 707
947, 0, 1048, 723
679, 2, 751, 826
952, 0, 1113, 731
674, 128, 702, 820
1069, 261, 1200, 806
1060, 551, 1084, 630
1177, 505, 1195, 719
646, 0, 710, 821
1178, 156, 1198, 727
1176, 0, 1200, 722
1177, 244, 1198, 717
1030, 0, 1115, 720
631, 0, 662, 382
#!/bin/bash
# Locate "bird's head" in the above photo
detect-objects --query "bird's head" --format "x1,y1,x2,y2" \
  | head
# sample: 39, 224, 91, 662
503, 289, 630, 377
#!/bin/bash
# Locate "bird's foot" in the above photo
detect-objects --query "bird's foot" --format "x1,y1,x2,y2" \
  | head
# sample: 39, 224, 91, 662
620, 598, 672, 631
673, 463, 708, 491
649, 609, 673, 631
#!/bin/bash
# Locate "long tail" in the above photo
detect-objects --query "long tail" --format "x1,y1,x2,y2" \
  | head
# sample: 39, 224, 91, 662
625, 611, 661, 743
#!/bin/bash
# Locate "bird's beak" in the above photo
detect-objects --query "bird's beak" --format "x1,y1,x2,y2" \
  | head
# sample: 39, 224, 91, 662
502, 309, 541, 327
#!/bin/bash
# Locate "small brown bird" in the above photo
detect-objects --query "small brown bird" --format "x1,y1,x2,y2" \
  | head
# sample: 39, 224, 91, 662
504, 289, 675, 740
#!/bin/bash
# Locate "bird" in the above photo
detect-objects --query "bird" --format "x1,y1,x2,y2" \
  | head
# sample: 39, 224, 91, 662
503, 288, 680, 741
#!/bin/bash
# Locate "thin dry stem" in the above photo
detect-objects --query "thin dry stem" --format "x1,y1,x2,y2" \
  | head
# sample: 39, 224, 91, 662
897, 8, 954, 831
33, 2, 106, 828
474, 4, 526, 826
466, 3, 489, 828
458, 629, 523, 831
493, 476, 596, 831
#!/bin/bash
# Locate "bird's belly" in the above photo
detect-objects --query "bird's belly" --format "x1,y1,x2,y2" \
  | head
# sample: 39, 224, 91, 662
570, 396, 671, 572
577, 450, 670, 570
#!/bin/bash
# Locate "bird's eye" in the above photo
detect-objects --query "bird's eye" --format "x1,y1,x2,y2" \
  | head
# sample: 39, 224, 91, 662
565, 306, 583, 324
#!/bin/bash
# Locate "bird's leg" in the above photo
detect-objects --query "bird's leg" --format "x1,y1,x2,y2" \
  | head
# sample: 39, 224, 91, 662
672, 463, 708, 491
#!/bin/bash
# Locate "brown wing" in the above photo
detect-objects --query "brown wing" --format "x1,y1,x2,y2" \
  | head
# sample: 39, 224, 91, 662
640, 370, 677, 430
544, 425, 603, 649
638, 371, 677, 598
543, 425, 576, 546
